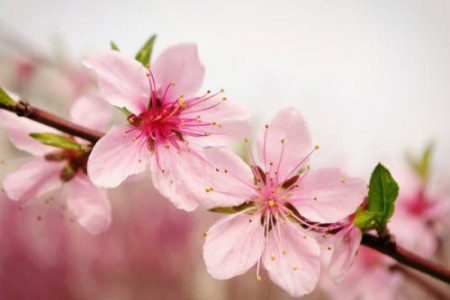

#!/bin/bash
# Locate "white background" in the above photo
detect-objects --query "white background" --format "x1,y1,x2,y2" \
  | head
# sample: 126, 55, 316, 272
1, 0, 450, 179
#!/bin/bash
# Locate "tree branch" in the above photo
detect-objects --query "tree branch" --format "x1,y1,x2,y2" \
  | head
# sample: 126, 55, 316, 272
0, 101, 103, 143
361, 233, 450, 284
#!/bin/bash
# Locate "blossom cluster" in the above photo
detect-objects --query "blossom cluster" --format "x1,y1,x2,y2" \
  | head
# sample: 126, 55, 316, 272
1, 40, 446, 298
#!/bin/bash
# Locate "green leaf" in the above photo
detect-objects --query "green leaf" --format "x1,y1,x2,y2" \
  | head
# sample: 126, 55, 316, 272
0, 87, 16, 107
209, 202, 255, 214
135, 35, 157, 66
117, 106, 132, 116
366, 163, 399, 230
110, 41, 120, 51
353, 210, 377, 229
406, 143, 434, 181
30, 133, 81, 150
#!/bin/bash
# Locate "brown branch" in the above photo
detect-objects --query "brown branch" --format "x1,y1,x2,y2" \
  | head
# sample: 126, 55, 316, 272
0, 101, 103, 143
361, 233, 450, 284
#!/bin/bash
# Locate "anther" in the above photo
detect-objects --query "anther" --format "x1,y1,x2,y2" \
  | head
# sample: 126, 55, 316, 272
315, 145, 320, 150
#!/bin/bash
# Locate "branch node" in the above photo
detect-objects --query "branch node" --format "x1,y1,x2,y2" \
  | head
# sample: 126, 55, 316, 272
16, 100, 32, 117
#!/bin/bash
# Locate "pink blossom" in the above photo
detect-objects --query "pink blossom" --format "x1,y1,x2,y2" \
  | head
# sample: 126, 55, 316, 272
326, 222, 363, 283
84, 44, 249, 211
202, 108, 366, 297
388, 166, 450, 257
322, 247, 403, 300
0, 95, 112, 234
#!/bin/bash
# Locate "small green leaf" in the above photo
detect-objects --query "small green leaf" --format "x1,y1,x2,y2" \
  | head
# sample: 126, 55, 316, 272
135, 35, 157, 66
366, 163, 399, 231
406, 143, 434, 181
0, 87, 16, 107
30, 133, 81, 150
353, 210, 377, 229
117, 106, 132, 116
209, 202, 255, 214
208, 206, 237, 214
110, 41, 120, 51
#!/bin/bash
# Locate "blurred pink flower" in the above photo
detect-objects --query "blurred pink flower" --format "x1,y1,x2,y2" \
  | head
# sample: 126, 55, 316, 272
0, 95, 112, 234
0, 174, 196, 299
326, 222, 362, 283
322, 247, 403, 300
84, 43, 249, 211
387, 168, 448, 258
202, 108, 366, 297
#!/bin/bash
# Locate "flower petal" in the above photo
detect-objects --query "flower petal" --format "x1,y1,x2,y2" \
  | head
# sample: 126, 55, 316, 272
149, 145, 207, 211
183, 99, 251, 147
263, 223, 321, 297
293, 168, 366, 223
66, 173, 112, 235
83, 51, 149, 114
0, 110, 58, 155
151, 43, 205, 100
3, 158, 62, 201
328, 226, 362, 283
87, 125, 150, 188
389, 211, 437, 257
203, 213, 262, 280
70, 95, 112, 130
203, 148, 256, 208
256, 108, 312, 182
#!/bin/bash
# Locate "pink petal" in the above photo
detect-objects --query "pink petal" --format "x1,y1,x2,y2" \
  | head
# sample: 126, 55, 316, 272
203, 148, 256, 208
70, 95, 112, 130
183, 100, 251, 147
66, 173, 112, 235
328, 226, 362, 283
203, 213, 262, 279
83, 51, 149, 115
3, 158, 62, 201
151, 43, 205, 100
263, 223, 321, 297
0, 110, 57, 156
149, 145, 207, 211
87, 125, 150, 188
256, 108, 312, 182
389, 211, 437, 257
293, 168, 366, 223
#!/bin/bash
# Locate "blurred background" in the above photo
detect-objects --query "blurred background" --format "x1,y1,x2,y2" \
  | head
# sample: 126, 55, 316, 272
1, 0, 450, 299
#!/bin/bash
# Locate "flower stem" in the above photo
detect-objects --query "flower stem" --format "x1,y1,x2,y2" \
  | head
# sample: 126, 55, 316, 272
362, 233, 450, 284
0, 101, 103, 143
